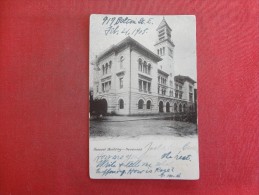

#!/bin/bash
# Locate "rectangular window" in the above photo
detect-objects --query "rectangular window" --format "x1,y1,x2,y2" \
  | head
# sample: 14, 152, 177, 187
120, 78, 123, 89
96, 84, 98, 93
139, 80, 142, 91
143, 81, 147, 92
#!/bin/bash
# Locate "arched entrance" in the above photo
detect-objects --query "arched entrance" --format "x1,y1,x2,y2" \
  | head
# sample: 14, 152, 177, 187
166, 102, 170, 112
159, 101, 163, 112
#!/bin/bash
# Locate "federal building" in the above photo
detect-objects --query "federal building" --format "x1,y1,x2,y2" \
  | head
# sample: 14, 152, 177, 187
92, 17, 196, 115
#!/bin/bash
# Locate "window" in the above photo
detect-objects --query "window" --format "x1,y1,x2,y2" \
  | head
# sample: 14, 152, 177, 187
119, 78, 123, 89
96, 84, 98, 93
138, 58, 142, 71
139, 80, 142, 91
175, 91, 178, 98
143, 81, 147, 92
163, 47, 165, 55
189, 85, 193, 92
189, 93, 193, 102
143, 61, 147, 74
102, 81, 111, 92
179, 92, 182, 99
105, 63, 108, 74
120, 56, 124, 69
139, 79, 151, 93
109, 61, 112, 73
138, 59, 151, 75
119, 99, 124, 109
161, 88, 166, 95
183, 104, 186, 112
146, 100, 151, 109
157, 49, 159, 55
138, 99, 144, 109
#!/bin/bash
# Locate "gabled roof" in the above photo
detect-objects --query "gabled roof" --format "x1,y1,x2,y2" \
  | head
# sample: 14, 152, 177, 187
96, 36, 162, 63
156, 17, 172, 31
174, 75, 196, 84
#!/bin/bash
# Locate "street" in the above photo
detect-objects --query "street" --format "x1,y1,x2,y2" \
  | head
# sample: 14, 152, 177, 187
90, 116, 197, 138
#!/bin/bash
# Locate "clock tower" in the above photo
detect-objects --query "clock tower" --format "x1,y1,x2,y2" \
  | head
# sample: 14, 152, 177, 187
154, 17, 175, 86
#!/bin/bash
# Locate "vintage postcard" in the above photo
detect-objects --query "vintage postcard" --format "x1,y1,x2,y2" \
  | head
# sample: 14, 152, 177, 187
89, 14, 199, 179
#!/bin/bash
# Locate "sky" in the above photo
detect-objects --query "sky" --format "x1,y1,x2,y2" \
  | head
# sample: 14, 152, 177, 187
89, 15, 197, 87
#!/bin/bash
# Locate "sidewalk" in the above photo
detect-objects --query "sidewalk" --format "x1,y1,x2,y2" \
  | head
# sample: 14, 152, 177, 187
90, 113, 180, 122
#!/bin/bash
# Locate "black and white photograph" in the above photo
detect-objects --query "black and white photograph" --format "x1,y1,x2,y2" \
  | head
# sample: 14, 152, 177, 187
89, 14, 199, 179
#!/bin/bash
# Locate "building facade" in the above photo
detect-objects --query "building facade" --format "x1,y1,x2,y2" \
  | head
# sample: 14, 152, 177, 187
92, 18, 196, 115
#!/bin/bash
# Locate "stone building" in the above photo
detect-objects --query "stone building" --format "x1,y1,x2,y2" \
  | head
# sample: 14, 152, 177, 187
92, 18, 196, 115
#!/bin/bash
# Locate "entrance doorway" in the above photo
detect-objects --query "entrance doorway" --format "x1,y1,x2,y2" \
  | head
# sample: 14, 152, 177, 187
159, 101, 163, 112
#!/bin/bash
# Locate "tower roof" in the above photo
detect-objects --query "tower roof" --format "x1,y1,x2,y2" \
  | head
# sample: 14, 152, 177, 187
156, 17, 172, 31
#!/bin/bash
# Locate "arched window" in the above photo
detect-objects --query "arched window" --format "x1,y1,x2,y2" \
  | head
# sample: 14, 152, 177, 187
105, 63, 108, 74
120, 56, 124, 69
138, 99, 144, 109
174, 103, 178, 112
109, 61, 112, 73
159, 101, 163, 112
138, 58, 142, 71
166, 102, 170, 112
146, 100, 151, 109
119, 99, 124, 109
179, 104, 182, 112
143, 61, 147, 73
183, 104, 186, 112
